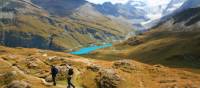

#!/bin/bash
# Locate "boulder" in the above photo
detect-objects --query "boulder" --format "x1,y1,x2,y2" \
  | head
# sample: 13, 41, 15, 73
48, 56, 57, 61
26, 57, 39, 69
153, 64, 164, 68
56, 66, 68, 80
87, 64, 101, 72
112, 60, 136, 73
1, 71, 17, 84
45, 75, 52, 82
96, 69, 121, 88
148, 64, 164, 73
6, 80, 31, 88
127, 37, 143, 46
47, 56, 65, 62
27, 62, 38, 69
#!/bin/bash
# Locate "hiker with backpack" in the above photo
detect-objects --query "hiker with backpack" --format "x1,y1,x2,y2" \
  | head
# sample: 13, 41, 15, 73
51, 65, 58, 86
66, 64, 75, 88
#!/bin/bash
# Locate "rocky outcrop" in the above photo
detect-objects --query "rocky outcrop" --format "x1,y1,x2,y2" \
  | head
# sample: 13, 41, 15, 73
96, 69, 121, 88
0, 30, 65, 51
45, 75, 52, 82
47, 56, 63, 62
56, 65, 68, 80
87, 64, 101, 72
126, 37, 143, 46
27, 62, 38, 69
0, 0, 132, 51
25, 56, 40, 69
31, 0, 86, 16
1, 71, 17, 85
6, 80, 31, 88
155, 7, 200, 32
112, 60, 136, 73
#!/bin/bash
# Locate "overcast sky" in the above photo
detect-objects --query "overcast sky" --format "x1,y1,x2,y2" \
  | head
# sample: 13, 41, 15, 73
87, 0, 129, 4
86, 0, 171, 6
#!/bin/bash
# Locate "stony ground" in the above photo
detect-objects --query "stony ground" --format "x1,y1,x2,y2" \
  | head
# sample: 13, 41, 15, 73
0, 46, 200, 88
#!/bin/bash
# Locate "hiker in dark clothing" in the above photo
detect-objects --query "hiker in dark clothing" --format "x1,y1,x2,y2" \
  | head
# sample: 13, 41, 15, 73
66, 64, 75, 88
51, 65, 58, 86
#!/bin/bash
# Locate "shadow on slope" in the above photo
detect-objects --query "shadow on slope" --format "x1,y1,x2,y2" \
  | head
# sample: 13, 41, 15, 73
31, 0, 86, 16
173, 7, 200, 25
83, 30, 200, 73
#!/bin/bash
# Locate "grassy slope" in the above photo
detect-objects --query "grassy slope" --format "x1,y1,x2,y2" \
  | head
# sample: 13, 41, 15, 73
0, 45, 200, 88
84, 30, 200, 73
0, 0, 133, 51
70, 3, 133, 35
1, 13, 125, 50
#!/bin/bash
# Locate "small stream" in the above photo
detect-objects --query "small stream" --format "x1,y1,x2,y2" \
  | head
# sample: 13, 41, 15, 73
69, 43, 112, 55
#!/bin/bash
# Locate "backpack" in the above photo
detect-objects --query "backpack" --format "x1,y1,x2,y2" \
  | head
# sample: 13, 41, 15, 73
55, 68, 58, 74
68, 68, 74, 75
52, 67, 58, 75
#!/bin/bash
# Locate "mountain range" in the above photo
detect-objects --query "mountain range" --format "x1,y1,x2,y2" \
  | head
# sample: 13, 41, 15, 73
155, 0, 200, 31
0, 0, 199, 51
1, 0, 200, 88
84, 0, 200, 76
0, 0, 134, 51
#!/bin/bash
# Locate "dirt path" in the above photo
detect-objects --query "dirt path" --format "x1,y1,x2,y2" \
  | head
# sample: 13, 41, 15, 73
1, 56, 89, 88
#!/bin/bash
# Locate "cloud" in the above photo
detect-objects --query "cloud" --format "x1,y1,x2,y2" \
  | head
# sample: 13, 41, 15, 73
87, 0, 171, 5
145, 0, 170, 6
87, 0, 129, 4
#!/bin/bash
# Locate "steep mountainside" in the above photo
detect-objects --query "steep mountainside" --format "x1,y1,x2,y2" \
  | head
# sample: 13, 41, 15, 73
178, 0, 200, 10
158, 7, 200, 31
94, 0, 186, 30
95, 1, 149, 30
31, 0, 86, 16
155, 0, 200, 30
84, 4, 200, 73
95, 1, 148, 20
0, 0, 133, 51
163, 0, 186, 15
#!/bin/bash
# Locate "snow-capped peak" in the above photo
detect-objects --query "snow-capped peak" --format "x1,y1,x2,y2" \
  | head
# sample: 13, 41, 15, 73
163, 0, 186, 15
88, 0, 187, 30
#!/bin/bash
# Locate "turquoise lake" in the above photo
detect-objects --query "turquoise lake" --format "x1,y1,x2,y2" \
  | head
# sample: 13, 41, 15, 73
70, 43, 112, 55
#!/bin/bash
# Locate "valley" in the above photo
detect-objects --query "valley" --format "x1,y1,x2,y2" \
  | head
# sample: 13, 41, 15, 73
84, 30, 200, 73
1, 0, 200, 88
0, 0, 133, 51
70, 43, 112, 55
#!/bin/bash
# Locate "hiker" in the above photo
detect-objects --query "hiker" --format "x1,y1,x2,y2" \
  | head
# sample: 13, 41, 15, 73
66, 64, 75, 88
51, 65, 58, 86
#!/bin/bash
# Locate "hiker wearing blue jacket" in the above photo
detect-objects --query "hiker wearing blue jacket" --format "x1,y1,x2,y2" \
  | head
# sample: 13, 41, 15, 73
51, 65, 58, 86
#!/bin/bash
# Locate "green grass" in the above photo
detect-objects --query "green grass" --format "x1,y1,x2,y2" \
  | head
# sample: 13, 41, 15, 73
0, 0, 133, 51
84, 30, 200, 73
1, 11, 132, 51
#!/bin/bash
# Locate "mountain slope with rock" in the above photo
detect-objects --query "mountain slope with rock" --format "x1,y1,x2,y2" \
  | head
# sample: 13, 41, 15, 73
1, 0, 200, 88
0, 0, 133, 51
0, 45, 200, 88
154, 0, 200, 31
84, 1, 200, 74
